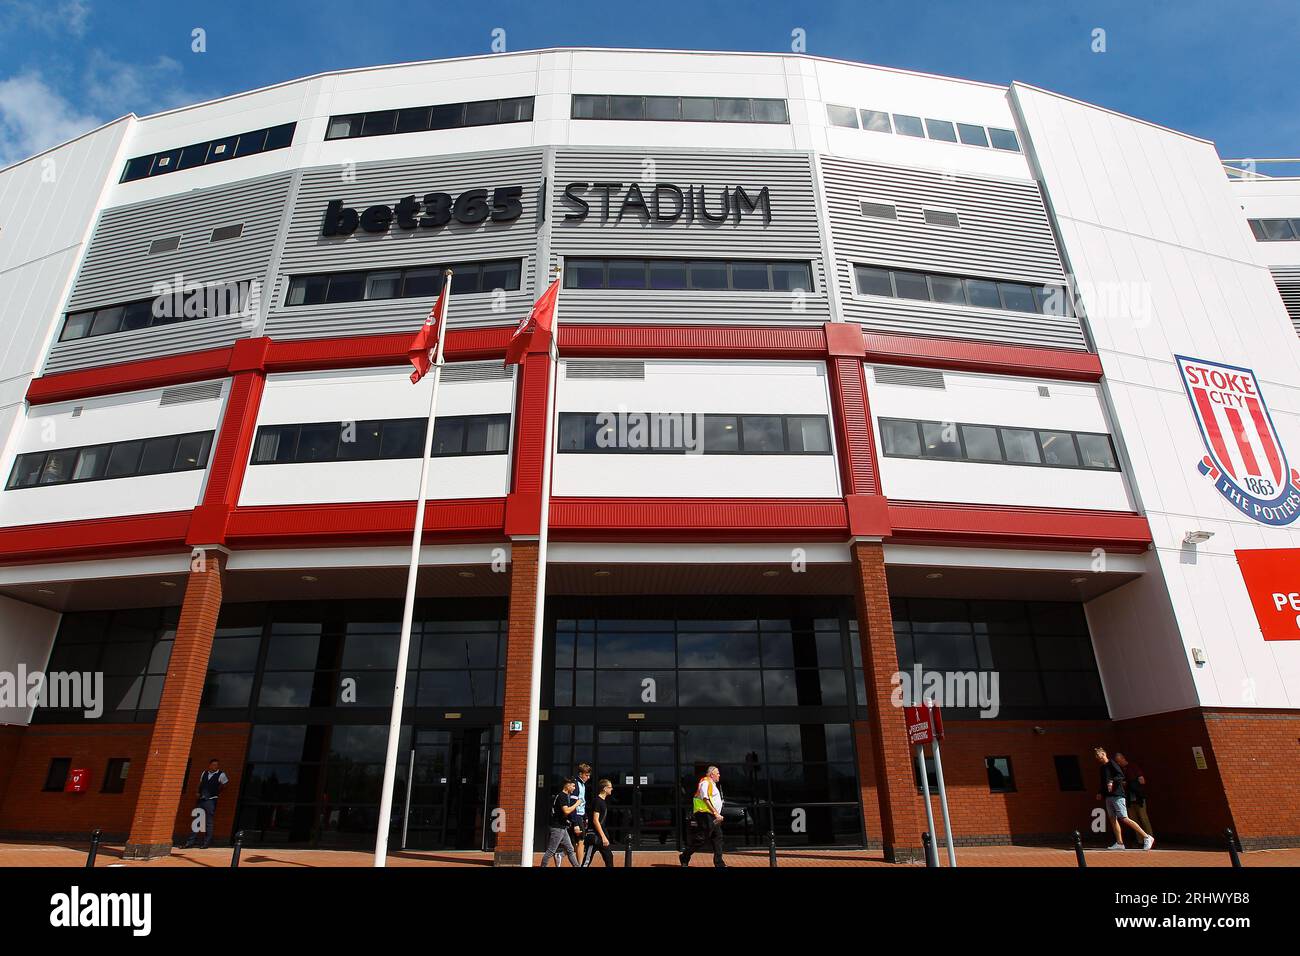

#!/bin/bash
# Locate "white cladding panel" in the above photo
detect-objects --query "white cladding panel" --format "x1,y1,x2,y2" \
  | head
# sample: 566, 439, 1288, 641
1016, 84, 1300, 713
240, 364, 515, 505
0, 380, 228, 526
0, 595, 60, 726
869, 366, 1134, 510
553, 359, 840, 497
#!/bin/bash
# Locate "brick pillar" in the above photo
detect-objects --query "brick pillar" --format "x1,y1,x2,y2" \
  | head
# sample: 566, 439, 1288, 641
494, 539, 540, 865
124, 550, 225, 859
851, 539, 921, 862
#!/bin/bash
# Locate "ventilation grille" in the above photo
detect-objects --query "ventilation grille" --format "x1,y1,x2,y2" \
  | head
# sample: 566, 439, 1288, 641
1270, 266, 1300, 336
565, 360, 647, 380
1037, 386, 1051, 398
148, 236, 181, 255
439, 361, 513, 383
872, 366, 946, 389
159, 382, 223, 406
70, 406, 83, 418
922, 208, 961, 228
860, 201, 898, 220
210, 223, 244, 242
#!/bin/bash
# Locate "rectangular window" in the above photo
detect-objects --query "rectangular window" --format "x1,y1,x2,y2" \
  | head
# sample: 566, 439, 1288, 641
854, 266, 894, 297
326, 98, 533, 139
827, 105, 859, 128
284, 260, 521, 307
985, 756, 1016, 792
102, 758, 131, 794
566, 258, 809, 293
988, 127, 1021, 151
893, 114, 925, 137
557, 413, 833, 456
880, 419, 1118, 472
8, 431, 212, 489
1249, 218, 1298, 241
43, 758, 71, 792
925, 118, 958, 142
860, 109, 892, 132
957, 123, 989, 147
851, 264, 1071, 317
250, 416, 508, 464
121, 122, 296, 182
574, 95, 787, 124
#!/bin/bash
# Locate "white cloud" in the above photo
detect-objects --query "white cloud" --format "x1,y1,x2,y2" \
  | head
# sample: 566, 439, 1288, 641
0, 71, 105, 167
1, 0, 92, 37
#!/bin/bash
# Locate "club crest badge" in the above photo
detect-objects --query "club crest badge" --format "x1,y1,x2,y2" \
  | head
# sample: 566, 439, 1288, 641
1175, 355, 1300, 526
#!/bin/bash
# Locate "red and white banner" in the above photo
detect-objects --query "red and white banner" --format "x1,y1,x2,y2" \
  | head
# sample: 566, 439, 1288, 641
1236, 548, 1300, 641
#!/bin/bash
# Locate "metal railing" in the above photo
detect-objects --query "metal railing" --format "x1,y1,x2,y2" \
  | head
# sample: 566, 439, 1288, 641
1223, 158, 1300, 180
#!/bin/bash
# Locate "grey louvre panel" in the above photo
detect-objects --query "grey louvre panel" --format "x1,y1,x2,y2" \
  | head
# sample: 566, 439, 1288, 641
821, 156, 1064, 282
67, 172, 289, 311
1038, 385, 1051, 397
822, 157, 1086, 350
159, 381, 224, 405
1270, 266, 1300, 336
210, 223, 244, 242
70, 406, 83, 418
148, 236, 181, 255
566, 360, 647, 380
922, 208, 961, 228
860, 201, 897, 220
439, 361, 514, 383
265, 148, 544, 340
872, 366, 945, 389
550, 148, 828, 326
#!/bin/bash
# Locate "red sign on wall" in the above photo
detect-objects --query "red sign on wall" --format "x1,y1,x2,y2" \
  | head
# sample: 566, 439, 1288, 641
64, 768, 89, 793
1236, 548, 1300, 641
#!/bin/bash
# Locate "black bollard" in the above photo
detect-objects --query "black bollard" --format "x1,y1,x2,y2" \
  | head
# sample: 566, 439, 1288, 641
230, 830, 244, 868
623, 838, 632, 869
768, 828, 778, 868
922, 831, 938, 868
1072, 830, 1087, 868
1225, 828, 1242, 868
85, 828, 102, 869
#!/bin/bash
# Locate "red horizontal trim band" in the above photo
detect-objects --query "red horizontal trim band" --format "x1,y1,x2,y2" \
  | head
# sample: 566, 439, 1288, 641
548, 497, 850, 541
887, 500, 1152, 552
26, 347, 234, 405
0, 512, 193, 566
223, 498, 508, 549
263, 326, 512, 373
863, 332, 1103, 382
557, 325, 827, 359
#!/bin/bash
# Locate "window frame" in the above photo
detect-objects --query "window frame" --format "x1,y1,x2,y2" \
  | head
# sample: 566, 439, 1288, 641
877, 417, 1120, 472
572, 95, 788, 125
554, 412, 834, 457
850, 263, 1071, 318
6, 430, 215, 490
120, 123, 296, 183
324, 98, 534, 141
563, 257, 813, 294
248, 414, 512, 465
284, 260, 522, 307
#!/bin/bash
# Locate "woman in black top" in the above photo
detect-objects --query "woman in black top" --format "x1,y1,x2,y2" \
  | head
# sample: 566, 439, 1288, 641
582, 779, 616, 867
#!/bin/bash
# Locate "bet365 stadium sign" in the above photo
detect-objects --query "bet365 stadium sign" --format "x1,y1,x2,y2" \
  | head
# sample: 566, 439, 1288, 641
1176, 355, 1300, 526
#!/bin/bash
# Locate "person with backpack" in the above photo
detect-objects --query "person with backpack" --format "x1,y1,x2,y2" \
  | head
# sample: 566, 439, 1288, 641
1094, 747, 1154, 850
540, 778, 580, 867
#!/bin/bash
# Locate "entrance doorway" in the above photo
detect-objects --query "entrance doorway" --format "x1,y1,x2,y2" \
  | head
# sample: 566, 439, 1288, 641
401, 726, 491, 850
595, 727, 681, 850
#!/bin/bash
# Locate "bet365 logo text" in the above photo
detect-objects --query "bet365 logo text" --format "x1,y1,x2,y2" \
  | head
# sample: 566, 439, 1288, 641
1176, 355, 1300, 526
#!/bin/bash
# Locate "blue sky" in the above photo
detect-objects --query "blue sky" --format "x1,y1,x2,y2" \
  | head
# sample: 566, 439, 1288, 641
0, 0, 1296, 166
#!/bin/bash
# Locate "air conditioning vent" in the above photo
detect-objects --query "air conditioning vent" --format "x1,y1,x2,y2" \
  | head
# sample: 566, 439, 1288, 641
565, 360, 646, 380
148, 235, 181, 255
872, 366, 946, 389
71, 406, 83, 418
922, 208, 961, 228
159, 382, 223, 406
440, 361, 513, 383
210, 223, 244, 242
1038, 386, 1051, 398
860, 201, 897, 221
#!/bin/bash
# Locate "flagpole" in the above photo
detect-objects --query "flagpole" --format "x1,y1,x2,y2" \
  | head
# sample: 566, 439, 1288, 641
374, 268, 452, 867
518, 260, 561, 865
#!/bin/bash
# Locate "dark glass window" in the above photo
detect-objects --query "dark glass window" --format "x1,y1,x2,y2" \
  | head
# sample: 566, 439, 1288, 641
120, 122, 295, 182
988, 127, 1021, 151
985, 756, 1016, 792
854, 266, 893, 297
285, 260, 521, 307
860, 109, 892, 132
827, 105, 859, 128
878, 418, 1117, 472
644, 97, 680, 120
574, 95, 787, 124
557, 413, 832, 455
250, 415, 508, 464
7, 431, 212, 490
925, 118, 958, 142
43, 758, 71, 792
326, 97, 533, 139
102, 758, 131, 794
565, 258, 810, 293
957, 123, 989, 147
893, 114, 924, 137
852, 264, 1072, 317
1054, 755, 1085, 791
1248, 218, 1299, 241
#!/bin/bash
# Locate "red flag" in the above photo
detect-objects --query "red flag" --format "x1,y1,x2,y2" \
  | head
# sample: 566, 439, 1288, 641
505, 277, 560, 366
407, 280, 448, 384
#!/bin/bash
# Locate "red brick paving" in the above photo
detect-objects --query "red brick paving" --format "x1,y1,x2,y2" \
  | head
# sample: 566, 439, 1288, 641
1, 841, 1296, 867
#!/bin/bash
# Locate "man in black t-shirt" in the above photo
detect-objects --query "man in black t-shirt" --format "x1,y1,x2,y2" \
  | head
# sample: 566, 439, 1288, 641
1094, 747, 1154, 851
581, 779, 616, 867
540, 778, 580, 867
1115, 752, 1153, 837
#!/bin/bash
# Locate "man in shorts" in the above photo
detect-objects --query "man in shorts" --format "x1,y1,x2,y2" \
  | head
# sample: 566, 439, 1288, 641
1095, 747, 1154, 850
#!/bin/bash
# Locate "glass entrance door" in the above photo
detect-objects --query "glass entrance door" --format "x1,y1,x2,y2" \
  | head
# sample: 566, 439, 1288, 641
595, 727, 680, 850
402, 726, 490, 850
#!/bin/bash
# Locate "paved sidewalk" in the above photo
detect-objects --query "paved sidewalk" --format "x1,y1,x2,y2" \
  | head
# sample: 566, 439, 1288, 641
1, 841, 1295, 868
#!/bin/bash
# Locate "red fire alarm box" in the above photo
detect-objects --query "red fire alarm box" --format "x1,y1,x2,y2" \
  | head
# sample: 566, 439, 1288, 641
64, 768, 89, 793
